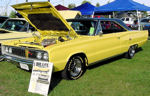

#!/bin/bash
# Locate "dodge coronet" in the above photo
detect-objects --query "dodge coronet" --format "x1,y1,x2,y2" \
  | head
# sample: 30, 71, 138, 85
1, 2, 148, 80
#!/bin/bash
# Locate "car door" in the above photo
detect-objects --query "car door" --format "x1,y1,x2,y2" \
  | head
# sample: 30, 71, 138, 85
112, 21, 131, 53
88, 20, 121, 64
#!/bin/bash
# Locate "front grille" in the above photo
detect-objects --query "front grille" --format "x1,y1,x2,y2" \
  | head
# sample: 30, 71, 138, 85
12, 47, 25, 57
4, 46, 48, 61
28, 50, 37, 59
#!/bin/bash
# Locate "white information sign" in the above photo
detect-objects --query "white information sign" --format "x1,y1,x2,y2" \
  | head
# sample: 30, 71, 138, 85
28, 61, 53, 96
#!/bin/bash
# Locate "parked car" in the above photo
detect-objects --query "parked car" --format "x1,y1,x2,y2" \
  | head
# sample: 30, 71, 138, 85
131, 18, 150, 36
0, 18, 36, 61
140, 18, 150, 36
121, 17, 135, 27
58, 10, 81, 19
0, 16, 9, 26
1, 2, 148, 80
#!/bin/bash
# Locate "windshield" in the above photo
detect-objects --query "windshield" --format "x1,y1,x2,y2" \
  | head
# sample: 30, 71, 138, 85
67, 20, 97, 36
1, 19, 28, 31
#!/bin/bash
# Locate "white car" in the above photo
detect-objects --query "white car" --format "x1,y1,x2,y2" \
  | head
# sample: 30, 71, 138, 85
121, 17, 135, 26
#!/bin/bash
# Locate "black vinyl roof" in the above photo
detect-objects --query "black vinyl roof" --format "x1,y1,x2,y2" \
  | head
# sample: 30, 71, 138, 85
67, 18, 131, 31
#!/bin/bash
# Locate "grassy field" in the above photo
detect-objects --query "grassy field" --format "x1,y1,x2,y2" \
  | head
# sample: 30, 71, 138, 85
0, 40, 150, 96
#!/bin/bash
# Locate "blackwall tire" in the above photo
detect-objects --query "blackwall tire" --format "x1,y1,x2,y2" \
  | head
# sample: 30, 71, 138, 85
61, 56, 86, 80
125, 46, 136, 59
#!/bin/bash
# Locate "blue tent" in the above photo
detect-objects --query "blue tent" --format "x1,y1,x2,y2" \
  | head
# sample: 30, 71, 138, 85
71, 3, 95, 15
95, 0, 150, 13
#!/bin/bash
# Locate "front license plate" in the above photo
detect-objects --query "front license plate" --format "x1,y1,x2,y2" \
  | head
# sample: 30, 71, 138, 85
20, 63, 29, 70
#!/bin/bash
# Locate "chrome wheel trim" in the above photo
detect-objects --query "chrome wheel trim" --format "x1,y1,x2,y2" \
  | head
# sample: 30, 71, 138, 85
129, 47, 135, 57
70, 58, 82, 77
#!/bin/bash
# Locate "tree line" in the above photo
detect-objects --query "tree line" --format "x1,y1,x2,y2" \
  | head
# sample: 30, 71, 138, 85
68, 0, 100, 9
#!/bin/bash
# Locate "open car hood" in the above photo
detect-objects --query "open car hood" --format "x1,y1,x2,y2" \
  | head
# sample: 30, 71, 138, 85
12, 2, 77, 37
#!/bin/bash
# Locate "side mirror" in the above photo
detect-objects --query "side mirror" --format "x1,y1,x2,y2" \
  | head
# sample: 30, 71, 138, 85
28, 29, 32, 33
99, 31, 103, 36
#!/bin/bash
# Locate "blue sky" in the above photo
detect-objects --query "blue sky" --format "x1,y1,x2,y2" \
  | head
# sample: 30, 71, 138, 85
0, 0, 150, 15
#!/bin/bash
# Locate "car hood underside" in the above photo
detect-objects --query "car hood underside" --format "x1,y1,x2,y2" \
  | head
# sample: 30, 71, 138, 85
12, 2, 77, 37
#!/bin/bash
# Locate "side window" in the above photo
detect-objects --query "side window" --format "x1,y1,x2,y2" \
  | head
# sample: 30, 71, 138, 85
70, 21, 97, 36
141, 19, 150, 23
126, 18, 129, 21
100, 21, 126, 34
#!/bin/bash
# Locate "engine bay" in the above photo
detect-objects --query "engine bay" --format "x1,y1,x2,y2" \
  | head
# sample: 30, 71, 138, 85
21, 35, 71, 48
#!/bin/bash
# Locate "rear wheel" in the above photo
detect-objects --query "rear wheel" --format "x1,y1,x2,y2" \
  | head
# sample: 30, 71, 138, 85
62, 56, 86, 80
125, 45, 136, 59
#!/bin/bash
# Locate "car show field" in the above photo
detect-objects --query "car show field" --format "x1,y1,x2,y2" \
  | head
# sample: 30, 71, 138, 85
0, 40, 150, 96
0, 0, 150, 96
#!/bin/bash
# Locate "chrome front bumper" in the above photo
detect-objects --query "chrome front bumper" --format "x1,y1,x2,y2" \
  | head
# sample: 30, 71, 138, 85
4, 54, 33, 64
3, 54, 33, 70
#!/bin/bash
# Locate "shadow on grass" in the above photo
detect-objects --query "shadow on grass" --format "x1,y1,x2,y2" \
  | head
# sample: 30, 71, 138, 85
17, 67, 62, 94
19, 67, 62, 94
49, 72, 62, 94
136, 47, 143, 52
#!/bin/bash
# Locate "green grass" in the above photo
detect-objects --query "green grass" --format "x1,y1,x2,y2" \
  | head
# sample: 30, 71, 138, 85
0, 40, 150, 96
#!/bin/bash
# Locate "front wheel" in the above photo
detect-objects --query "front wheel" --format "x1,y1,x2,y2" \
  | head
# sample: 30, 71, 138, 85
61, 56, 86, 80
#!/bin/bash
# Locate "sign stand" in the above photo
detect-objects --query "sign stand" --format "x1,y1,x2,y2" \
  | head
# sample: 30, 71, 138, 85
28, 61, 53, 96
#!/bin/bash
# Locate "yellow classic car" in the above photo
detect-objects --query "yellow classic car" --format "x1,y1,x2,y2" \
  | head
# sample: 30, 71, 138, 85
1, 2, 148, 80
0, 11, 80, 61
58, 10, 81, 19
0, 18, 36, 61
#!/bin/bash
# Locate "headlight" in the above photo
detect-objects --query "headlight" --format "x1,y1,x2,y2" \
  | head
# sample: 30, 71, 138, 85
5, 46, 12, 53
36, 51, 49, 61
43, 53, 48, 60
36, 52, 42, 59
5, 46, 9, 53
8, 47, 12, 53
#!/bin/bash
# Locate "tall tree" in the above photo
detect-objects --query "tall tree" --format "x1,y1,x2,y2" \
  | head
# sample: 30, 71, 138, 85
81, 0, 91, 4
96, 3, 100, 7
0, 0, 10, 16
9, 11, 16, 18
107, 0, 110, 4
68, 3, 76, 9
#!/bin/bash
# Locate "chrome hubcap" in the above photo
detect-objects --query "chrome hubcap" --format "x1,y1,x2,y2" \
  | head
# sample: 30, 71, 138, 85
129, 47, 135, 57
70, 58, 82, 77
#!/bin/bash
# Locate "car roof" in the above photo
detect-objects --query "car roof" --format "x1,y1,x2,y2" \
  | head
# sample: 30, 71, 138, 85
67, 18, 131, 30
